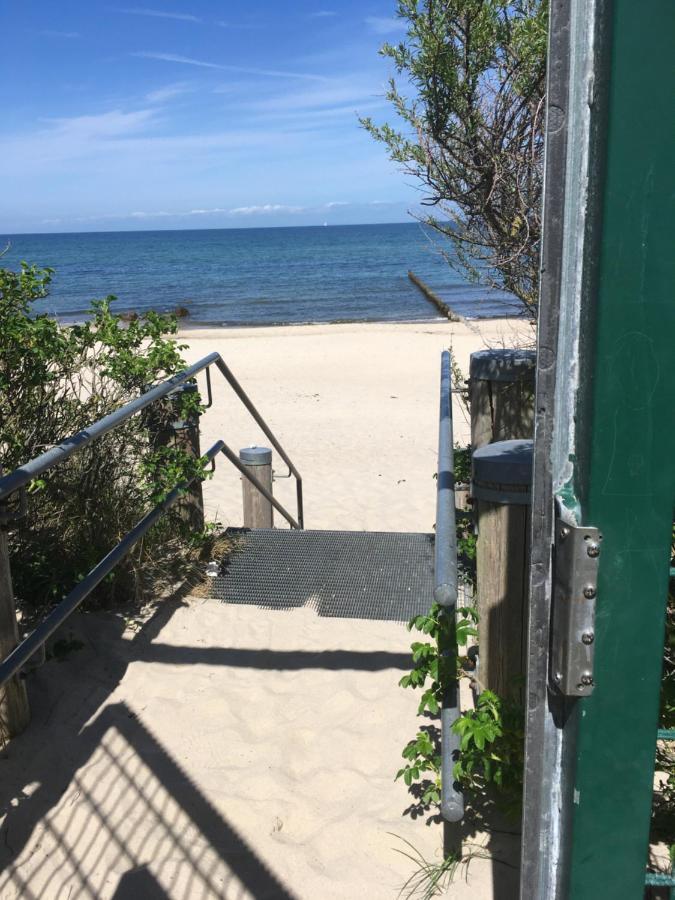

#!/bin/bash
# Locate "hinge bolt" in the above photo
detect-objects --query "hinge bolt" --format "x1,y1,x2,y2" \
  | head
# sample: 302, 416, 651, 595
586, 542, 600, 558
580, 673, 593, 686
583, 585, 596, 599
554, 671, 562, 683
581, 632, 594, 645
560, 526, 570, 540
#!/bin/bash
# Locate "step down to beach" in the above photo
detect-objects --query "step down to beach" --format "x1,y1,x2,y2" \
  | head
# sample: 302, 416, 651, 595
212, 528, 435, 622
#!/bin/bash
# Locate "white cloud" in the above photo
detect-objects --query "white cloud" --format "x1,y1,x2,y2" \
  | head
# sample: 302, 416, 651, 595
43, 108, 158, 138
229, 204, 304, 215
145, 82, 192, 103
114, 7, 202, 22
365, 16, 405, 35
133, 52, 328, 81
325, 201, 349, 208
240, 80, 379, 113
129, 210, 172, 218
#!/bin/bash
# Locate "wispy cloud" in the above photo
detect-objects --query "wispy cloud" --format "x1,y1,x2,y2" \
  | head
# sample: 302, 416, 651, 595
230, 204, 304, 215
365, 16, 405, 35
44, 108, 159, 138
114, 7, 202, 23
309, 10, 337, 17
41, 30, 81, 38
40, 202, 363, 226
238, 80, 381, 113
133, 51, 328, 81
145, 82, 193, 103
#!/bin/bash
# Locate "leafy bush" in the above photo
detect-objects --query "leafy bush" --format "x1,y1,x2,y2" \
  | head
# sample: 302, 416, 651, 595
0, 263, 205, 617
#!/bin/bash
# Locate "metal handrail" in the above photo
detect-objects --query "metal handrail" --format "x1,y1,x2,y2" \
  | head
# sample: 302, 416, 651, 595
0, 440, 224, 687
435, 350, 464, 823
0, 351, 304, 528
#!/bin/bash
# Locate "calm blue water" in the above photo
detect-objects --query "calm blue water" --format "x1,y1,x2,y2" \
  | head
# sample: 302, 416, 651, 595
2, 224, 521, 325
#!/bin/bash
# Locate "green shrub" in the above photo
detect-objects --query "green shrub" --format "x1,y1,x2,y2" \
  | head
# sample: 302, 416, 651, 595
0, 263, 204, 617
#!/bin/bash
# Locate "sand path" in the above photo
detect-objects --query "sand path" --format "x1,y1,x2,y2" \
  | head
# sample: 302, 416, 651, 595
0, 320, 528, 899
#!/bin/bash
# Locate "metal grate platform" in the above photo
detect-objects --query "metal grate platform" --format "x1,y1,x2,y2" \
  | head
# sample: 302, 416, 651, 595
211, 528, 435, 622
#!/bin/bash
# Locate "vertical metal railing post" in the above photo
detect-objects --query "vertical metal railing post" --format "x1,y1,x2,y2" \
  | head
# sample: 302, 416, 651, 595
435, 351, 463, 823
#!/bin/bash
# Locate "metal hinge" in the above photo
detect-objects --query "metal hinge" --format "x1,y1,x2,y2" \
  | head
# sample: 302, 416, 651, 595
550, 515, 602, 696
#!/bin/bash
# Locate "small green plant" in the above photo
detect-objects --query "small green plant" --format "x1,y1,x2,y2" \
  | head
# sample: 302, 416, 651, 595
453, 444, 472, 485
396, 601, 478, 805
390, 834, 462, 900
452, 690, 524, 817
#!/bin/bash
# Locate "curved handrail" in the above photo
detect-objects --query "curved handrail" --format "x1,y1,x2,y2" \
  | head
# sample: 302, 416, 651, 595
0, 427, 302, 690
0, 352, 304, 528
0, 440, 225, 687
436, 350, 464, 823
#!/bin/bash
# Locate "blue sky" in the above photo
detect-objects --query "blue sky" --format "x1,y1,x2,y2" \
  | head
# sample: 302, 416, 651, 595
1, 2, 419, 233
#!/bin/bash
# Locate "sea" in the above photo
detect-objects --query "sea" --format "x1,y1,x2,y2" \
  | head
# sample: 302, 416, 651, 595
2, 223, 521, 326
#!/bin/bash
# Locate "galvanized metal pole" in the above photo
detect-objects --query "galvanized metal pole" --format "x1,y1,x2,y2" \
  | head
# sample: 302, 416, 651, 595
520, 0, 585, 894
435, 352, 463, 824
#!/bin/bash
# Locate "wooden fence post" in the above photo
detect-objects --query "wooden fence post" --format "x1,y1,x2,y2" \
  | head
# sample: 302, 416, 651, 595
472, 440, 533, 700
171, 383, 205, 533
0, 471, 30, 738
240, 447, 274, 528
148, 382, 205, 533
469, 349, 536, 450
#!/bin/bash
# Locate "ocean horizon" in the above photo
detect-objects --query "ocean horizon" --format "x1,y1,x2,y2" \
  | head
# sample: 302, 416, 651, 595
2, 222, 522, 326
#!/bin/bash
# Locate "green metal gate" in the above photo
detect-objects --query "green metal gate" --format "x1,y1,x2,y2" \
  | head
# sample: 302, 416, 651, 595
521, 2, 675, 897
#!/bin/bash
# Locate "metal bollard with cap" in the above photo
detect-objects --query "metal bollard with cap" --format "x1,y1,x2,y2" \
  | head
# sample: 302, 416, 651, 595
240, 446, 274, 528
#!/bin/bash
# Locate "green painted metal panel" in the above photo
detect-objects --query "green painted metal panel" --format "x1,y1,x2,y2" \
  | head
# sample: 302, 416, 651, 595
566, 2, 675, 897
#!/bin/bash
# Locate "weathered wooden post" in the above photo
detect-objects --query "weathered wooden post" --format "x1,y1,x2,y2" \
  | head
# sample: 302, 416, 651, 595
469, 349, 536, 450
240, 447, 273, 528
0, 471, 30, 738
148, 381, 205, 532
170, 382, 205, 533
472, 440, 533, 699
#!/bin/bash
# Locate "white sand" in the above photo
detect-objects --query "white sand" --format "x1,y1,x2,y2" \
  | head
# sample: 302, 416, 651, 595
181, 319, 532, 533
0, 319, 529, 899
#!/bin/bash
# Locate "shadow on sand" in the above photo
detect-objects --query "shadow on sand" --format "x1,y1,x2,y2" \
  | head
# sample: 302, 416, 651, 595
1, 585, 414, 899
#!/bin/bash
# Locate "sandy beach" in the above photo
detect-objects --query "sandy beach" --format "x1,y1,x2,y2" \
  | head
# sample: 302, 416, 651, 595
181, 318, 533, 533
0, 318, 530, 900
